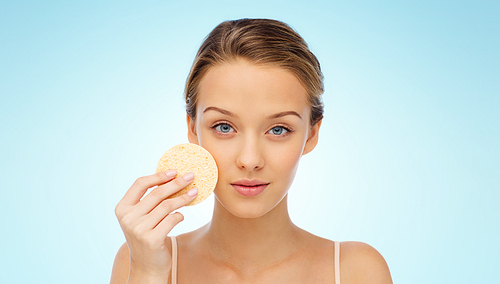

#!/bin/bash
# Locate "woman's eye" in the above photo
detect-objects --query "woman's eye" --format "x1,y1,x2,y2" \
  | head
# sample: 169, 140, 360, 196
214, 123, 234, 133
268, 126, 289, 136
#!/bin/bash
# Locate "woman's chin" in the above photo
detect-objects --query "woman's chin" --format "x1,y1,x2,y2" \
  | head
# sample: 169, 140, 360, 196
214, 194, 286, 219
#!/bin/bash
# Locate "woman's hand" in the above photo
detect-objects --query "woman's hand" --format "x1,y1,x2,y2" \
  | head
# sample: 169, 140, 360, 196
114, 170, 198, 282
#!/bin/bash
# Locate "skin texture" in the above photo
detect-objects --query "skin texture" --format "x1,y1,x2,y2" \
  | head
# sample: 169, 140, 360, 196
110, 59, 393, 284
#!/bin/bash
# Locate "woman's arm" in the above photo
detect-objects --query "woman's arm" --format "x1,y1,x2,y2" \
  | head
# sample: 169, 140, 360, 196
341, 242, 393, 284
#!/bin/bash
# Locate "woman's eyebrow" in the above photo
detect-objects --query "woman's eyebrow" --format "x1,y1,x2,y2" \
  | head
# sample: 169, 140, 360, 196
268, 111, 302, 120
203, 106, 237, 117
203, 107, 302, 120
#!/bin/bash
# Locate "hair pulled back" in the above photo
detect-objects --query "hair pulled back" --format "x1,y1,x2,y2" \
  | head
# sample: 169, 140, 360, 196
185, 18, 324, 125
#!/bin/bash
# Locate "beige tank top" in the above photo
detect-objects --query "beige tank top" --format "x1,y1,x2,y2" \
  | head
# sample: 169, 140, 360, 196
170, 236, 341, 284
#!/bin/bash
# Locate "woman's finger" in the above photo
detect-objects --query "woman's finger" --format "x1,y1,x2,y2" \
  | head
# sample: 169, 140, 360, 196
153, 212, 185, 239
140, 188, 198, 231
133, 172, 195, 217
116, 170, 177, 213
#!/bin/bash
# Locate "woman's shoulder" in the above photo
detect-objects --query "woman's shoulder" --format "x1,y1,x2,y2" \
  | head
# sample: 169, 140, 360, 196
295, 231, 392, 283
338, 241, 393, 284
110, 242, 130, 284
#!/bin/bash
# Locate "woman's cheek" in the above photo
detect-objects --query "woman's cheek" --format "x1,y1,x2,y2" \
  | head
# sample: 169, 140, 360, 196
267, 141, 302, 171
201, 137, 234, 171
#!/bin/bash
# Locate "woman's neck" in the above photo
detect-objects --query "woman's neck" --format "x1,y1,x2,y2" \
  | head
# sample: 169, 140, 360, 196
200, 195, 303, 273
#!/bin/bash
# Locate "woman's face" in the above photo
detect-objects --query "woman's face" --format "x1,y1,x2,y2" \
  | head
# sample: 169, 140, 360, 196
187, 59, 320, 218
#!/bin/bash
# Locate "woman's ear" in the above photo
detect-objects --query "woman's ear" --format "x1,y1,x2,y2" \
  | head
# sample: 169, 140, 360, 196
302, 119, 322, 155
187, 114, 199, 145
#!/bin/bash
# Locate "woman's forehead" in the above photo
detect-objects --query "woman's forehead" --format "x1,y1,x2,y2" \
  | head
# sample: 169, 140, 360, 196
197, 60, 310, 115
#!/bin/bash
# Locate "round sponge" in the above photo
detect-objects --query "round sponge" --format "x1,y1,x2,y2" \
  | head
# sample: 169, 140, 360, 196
156, 143, 218, 206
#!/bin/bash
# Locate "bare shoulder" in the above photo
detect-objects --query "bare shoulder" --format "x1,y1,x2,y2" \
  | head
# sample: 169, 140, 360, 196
110, 242, 130, 284
340, 241, 393, 284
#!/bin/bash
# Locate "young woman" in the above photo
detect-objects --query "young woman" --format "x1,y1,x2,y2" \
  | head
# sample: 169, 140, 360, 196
111, 18, 392, 284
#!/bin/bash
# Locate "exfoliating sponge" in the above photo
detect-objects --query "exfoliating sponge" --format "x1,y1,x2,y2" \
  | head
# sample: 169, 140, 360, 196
156, 143, 218, 206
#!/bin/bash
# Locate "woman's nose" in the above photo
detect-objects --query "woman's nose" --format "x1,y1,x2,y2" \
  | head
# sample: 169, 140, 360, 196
236, 137, 265, 171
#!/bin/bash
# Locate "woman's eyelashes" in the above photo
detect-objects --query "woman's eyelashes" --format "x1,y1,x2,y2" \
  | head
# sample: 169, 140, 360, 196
266, 125, 293, 137
212, 122, 235, 134
210, 122, 236, 136
211, 122, 293, 137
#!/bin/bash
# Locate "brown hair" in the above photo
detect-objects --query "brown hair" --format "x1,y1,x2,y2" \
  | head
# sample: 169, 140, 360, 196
185, 18, 324, 125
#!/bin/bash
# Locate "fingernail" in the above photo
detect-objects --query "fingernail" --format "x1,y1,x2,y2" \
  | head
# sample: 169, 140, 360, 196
165, 170, 177, 177
183, 172, 195, 182
187, 187, 198, 197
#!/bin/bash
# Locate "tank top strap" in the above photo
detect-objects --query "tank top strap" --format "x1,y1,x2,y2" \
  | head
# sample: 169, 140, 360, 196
334, 241, 341, 284
171, 236, 178, 284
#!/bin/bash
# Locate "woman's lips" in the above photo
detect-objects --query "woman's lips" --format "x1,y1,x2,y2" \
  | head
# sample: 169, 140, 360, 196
231, 180, 269, 197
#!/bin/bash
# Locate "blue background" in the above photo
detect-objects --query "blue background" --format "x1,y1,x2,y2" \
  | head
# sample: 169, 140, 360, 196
1, 0, 498, 283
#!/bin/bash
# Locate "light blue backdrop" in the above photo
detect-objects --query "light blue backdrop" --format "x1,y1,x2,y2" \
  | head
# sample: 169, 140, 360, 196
1, 0, 498, 283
